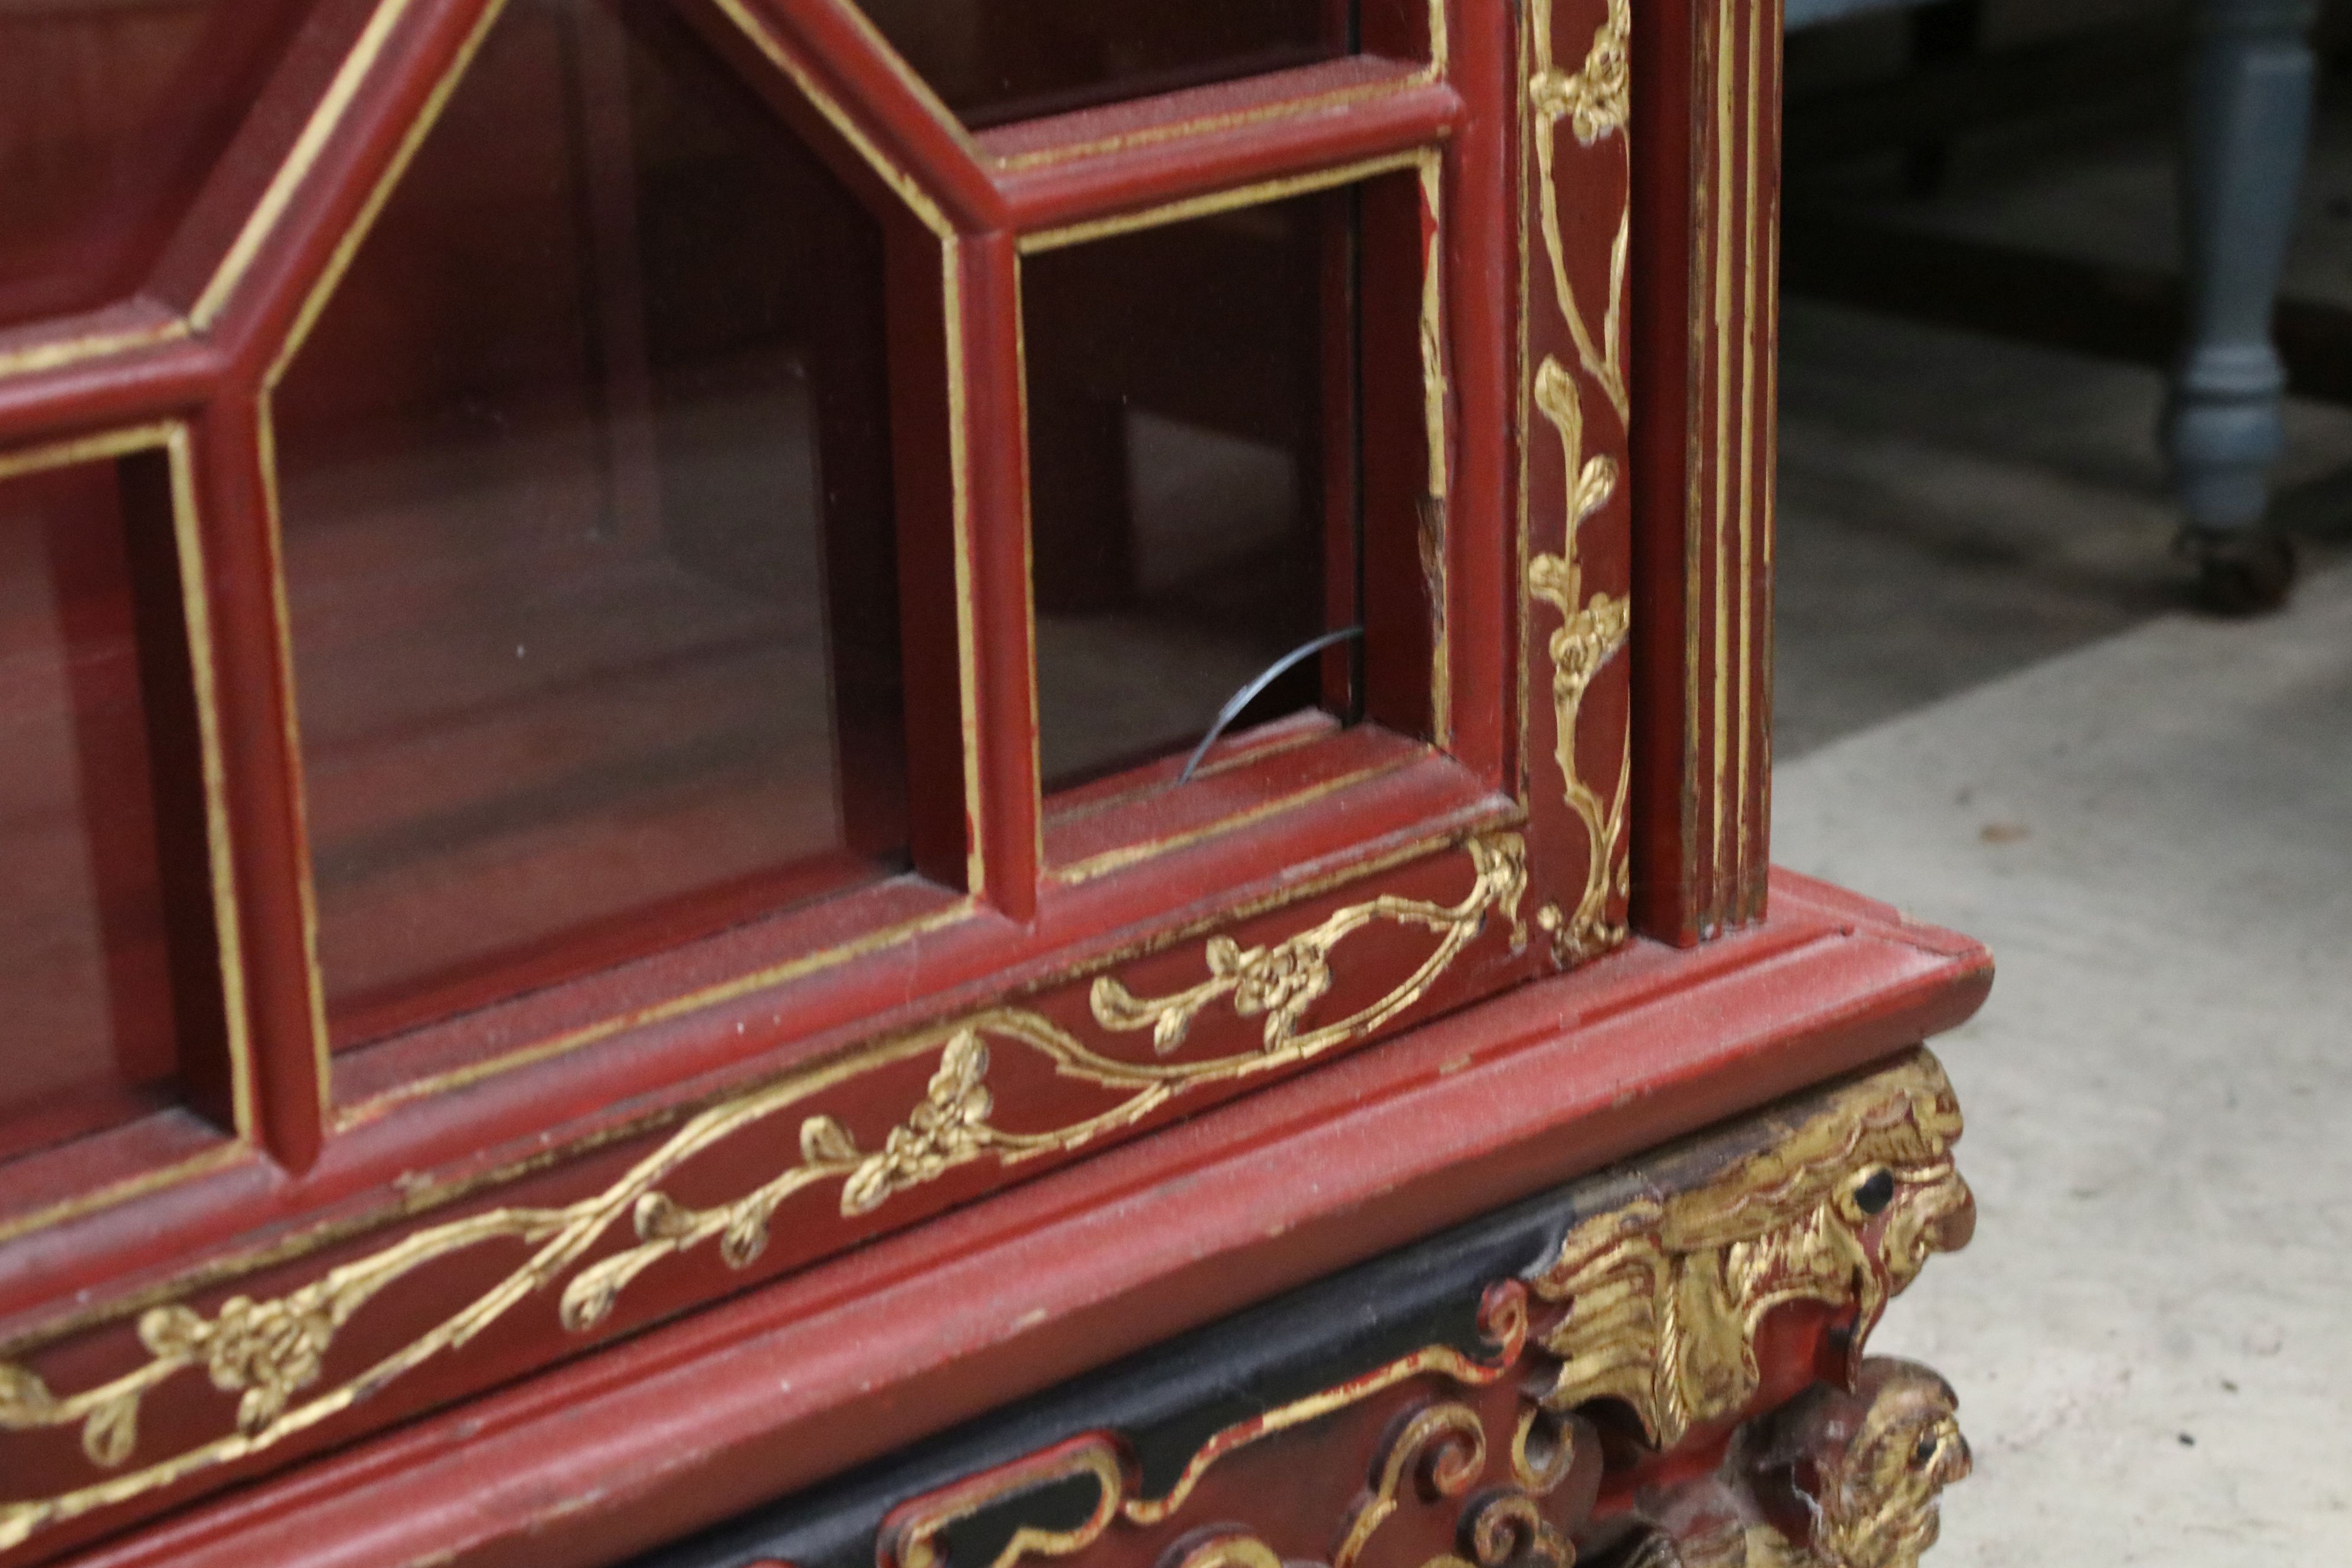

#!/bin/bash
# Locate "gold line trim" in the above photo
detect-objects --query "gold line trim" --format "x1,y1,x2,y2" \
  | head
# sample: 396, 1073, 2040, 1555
1735, 0, 1761, 895
1710, 0, 1734, 910
946, 240, 988, 898
1047, 721, 1337, 825
1125, 1283, 1530, 1526
0, 316, 189, 381
819, 0, 985, 163
989, 75, 1427, 171
191, 0, 424, 330
162, 429, 260, 1139
264, 0, 507, 388
0, 834, 1524, 1553
0, 425, 181, 482
1013, 253, 1046, 884
247, 0, 977, 1100
251, 403, 338, 1122
1058, 817, 1524, 980
1417, 148, 1452, 750
0, 423, 260, 1234
1016, 151, 1426, 253
244, 0, 500, 1111
890, 1438, 1127, 1568
708, 0, 954, 239
1050, 753, 1427, 886
338, 897, 981, 1122
0, 1146, 251, 1254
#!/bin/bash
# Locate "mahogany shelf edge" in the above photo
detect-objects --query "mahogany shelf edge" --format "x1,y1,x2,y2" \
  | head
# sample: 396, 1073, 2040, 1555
60, 867, 1992, 1568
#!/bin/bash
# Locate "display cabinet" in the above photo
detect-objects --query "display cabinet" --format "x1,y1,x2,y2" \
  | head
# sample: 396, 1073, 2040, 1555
0, 2, 1988, 1565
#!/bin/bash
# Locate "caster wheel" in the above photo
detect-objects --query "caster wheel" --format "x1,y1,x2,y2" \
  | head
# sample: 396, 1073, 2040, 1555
2184, 529, 2297, 616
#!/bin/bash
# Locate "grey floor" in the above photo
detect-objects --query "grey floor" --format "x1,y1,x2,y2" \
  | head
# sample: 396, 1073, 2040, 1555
1771, 64, 2352, 1567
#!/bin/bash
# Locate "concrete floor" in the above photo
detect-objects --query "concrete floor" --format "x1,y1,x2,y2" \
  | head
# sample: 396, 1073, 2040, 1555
1770, 61, 2352, 1566
1777, 569, 2352, 1564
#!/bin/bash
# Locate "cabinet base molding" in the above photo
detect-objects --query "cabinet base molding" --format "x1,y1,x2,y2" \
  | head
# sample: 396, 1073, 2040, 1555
649, 1049, 1971, 1568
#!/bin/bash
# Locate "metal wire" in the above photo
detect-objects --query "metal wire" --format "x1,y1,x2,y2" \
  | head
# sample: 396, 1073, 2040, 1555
1177, 625, 1365, 784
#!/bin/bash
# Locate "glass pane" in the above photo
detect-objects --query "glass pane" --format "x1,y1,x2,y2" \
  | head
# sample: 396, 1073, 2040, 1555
0, 0, 309, 329
0, 456, 207, 1158
274, 0, 907, 1048
1025, 191, 1358, 792
855, 0, 1348, 128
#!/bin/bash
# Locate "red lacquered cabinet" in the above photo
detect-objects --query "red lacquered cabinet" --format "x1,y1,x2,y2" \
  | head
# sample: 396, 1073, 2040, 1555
0, 3, 1987, 1566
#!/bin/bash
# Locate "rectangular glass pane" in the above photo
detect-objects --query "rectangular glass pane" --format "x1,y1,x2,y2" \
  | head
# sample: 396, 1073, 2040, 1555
855, 0, 1349, 128
273, 0, 908, 1048
1025, 190, 1361, 792
0, 455, 214, 1158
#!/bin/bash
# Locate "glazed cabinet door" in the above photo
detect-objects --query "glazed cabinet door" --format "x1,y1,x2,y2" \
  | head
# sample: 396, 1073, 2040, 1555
0, 0, 1694, 1558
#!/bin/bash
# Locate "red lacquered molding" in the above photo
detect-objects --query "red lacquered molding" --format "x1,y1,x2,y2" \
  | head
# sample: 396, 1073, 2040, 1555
50, 870, 1988, 1568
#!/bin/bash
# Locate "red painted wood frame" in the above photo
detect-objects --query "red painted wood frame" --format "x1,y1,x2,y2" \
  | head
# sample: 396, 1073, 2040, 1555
1629, 0, 1782, 942
52, 874, 1992, 1568
0, 2, 1526, 1203
0, 0, 1704, 1558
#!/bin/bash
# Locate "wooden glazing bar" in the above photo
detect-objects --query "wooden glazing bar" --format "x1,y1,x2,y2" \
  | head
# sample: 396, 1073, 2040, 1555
705, 0, 1007, 235
981, 58, 1462, 239
885, 226, 981, 892
1434, 2, 1514, 787
188, 397, 328, 1171
959, 233, 1043, 919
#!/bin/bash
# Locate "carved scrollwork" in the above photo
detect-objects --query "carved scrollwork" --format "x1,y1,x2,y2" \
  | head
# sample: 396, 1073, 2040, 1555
1613, 1359, 1971, 1568
860, 1055, 1974, 1568
1743, 1360, 1971, 1568
1165, 1536, 1289, 1568
1332, 1402, 1491, 1568
885, 1435, 1128, 1568
0, 834, 1524, 1556
1458, 1490, 1577, 1568
1529, 1055, 1974, 1449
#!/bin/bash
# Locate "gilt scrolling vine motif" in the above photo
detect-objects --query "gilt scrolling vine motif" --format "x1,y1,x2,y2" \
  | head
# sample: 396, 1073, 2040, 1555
1530, 0, 1631, 420
0, 834, 1525, 1553
1528, 359, 1632, 963
1527, 0, 1635, 965
868, 1053, 1975, 1568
